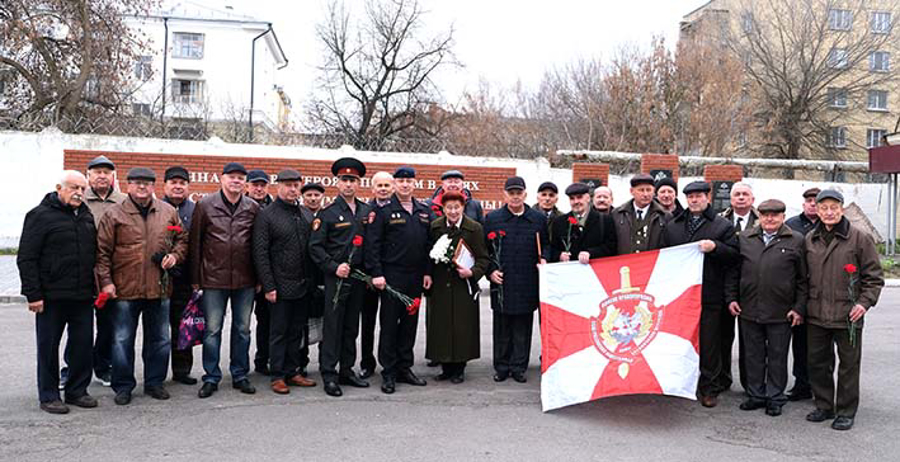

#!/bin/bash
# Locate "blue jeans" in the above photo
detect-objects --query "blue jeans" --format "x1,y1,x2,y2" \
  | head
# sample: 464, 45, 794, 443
201, 288, 255, 385
110, 299, 170, 394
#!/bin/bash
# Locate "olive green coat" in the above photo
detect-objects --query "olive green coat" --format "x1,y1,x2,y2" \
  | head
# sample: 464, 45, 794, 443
425, 215, 491, 363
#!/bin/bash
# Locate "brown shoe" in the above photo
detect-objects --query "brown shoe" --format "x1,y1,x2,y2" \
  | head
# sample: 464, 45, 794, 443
700, 395, 718, 408
271, 379, 290, 394
287, 375, 317, 387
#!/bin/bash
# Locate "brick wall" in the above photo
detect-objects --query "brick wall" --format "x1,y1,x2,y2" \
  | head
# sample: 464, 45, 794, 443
641, 153, 679, 180
571, 163, 610, 188
64, 150, 516, 212
703, 164, 744, 183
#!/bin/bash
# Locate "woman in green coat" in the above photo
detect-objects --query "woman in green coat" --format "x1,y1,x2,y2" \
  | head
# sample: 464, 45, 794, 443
426, 192, 490, 383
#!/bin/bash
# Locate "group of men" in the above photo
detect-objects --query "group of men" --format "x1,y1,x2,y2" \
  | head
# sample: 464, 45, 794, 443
19, 157, 883, 432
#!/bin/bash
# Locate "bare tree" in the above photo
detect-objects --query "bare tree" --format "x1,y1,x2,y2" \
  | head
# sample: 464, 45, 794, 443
308, 0, 456, 149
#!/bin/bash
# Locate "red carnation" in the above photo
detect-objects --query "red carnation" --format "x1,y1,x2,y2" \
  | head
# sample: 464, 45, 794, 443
487, 231, 497, 240
352, 235, 364, 247
844, 263, 857, 274
94, 292, 109, 310
167, 225, 182, 232
498, 230, 506, 237
407, 297, 421, 315
568, 216, 577, 225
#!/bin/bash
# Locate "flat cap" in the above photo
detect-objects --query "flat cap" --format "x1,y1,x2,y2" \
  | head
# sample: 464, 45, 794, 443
538, 181, 558, 193
441, 170, 465, 180
655, 177, 678, 192
223, 162, 247, 175
164, 166, 189, 182
301, 182, 325, 194
565, 182, 591, 196
126, 167, 156, 182
276, 169, 301, 182
630, 173, 655, 187
816, 189, 844, 204
683, 181, 711, 194
247, 169, 269, 183
802, 187, 821, 199
504, 176, 526, 191
332, 157, 366, 178
394, 166, 416, 178
88, 155, 116, 171
757, 199, 786, 214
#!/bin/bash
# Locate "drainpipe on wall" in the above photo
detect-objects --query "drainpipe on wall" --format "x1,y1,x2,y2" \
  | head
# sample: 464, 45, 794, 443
249, 24, 273, 143
161, 17, 169, 124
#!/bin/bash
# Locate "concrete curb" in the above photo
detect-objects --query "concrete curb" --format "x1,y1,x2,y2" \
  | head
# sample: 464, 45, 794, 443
886, 279, 900, 288
0, 295, 25, 304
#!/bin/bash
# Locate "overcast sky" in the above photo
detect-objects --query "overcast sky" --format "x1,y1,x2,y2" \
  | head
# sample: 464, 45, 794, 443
244, 0, 707, 108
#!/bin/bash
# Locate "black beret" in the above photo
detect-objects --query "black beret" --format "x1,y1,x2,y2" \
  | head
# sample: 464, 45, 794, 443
332, 157, 366, 178
223, 162, 247, 175
247, 169, 269, 183
565, 182, 590, 196
655, 177, 677, 192
164, 166, 189, 182
504, 176, 526, 191
276, 169, 301, 182
683, 181, 711, 194
630, 174, 655, 187
538, 181, 558, 193
301, 182, 325, 194
87, 155, 116, 171
757, 199, 786, 214
394, 166, 416, 178
126, 167, 156, 182
441, 170, 464, 180
802, 187, 821, 199
816, 189, 844, 204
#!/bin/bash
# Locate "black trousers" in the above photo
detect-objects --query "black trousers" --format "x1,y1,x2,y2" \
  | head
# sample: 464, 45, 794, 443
493, 311, 534, 375
93, 304, 113, 376
790, 323, 810, 392
808, 324, 862, 417
699, 304, 730, 397
320, 275, 364, 382
253, 292, 270, 371
269, 297, 308, 380
169, 283, 194, 377
37, 299, 93, 403
720, 314, 744, 392
740, 318, 791, 406
299, 287, 324, 372
378, 272, 422, 379
360, 287, 379, 371
441, 362, 466, 376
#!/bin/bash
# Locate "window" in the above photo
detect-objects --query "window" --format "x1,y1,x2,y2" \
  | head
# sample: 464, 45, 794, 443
740, 12, 754, 33
828, 127, 847, 148
131, 103, 152, 117
828, 48, 849, 68
134, 56, 152, 81
870, 51, 890, 72
85, 77, 100, 99
172, 79, 203, 104
871, 11, 892, 34
827, 87, 848, 108
829, 9, 852, 30
867, 90, 888, 111
172, 32, 204, 59
868, 129, 888, 148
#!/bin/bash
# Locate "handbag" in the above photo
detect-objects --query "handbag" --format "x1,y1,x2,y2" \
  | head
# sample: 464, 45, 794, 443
177, 290, 205, 350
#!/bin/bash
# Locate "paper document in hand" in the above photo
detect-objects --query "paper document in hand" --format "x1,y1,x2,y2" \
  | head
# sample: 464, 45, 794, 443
453, 239, 475, 270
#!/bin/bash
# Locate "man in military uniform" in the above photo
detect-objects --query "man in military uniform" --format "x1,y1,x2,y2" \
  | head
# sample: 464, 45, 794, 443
246, 169, 274, 375
366, 166, 433, 394
360, 171, 394, 379
611, 174, 670, 255
549, 183, 617, 262
308, 158, 373, 397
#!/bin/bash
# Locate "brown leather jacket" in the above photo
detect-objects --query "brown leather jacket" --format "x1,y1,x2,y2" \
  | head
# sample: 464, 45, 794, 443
96, 196, 187, 300
189, 191, 259, 289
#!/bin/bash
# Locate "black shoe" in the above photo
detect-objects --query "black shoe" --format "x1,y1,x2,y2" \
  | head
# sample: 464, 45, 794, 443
338, 374, 370, 388
806, 408, 835, 422
381, 377, 396, 394
493, 371, 509, 382
198, 382, 218, 399
831, 416, 854, 431
114, 391, 132, 406
512, 372, 527, 383
173, 374, 198, 385
427, 360, 439, 367
360, 367, 375, 379
232, 379, 256, 394
450, 372, 465, 384
59, 367, 68, 391
787, 389, 813, 401
765, 404, 782, 417
40, 400, 70, 414
397, 370, 427, 386
324, 381, 343, 397
739, 399, 766, 411
64, 394, 98, 408
96, 371, 112, 387
435, 371, 453, 381
145, 385, 170, 400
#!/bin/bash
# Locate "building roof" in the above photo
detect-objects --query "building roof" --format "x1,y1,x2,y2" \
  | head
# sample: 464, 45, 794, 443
154, 0, 262, 24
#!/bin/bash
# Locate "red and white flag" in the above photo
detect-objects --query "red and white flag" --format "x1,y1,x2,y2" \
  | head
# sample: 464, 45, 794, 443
539, 243, 704, 411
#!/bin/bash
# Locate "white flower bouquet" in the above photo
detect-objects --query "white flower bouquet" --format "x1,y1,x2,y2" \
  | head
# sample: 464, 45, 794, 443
429, 234, 454, 264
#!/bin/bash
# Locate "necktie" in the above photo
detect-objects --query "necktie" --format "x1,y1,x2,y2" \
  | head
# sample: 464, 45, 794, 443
763, 233, 774, 245
637, 209, 643, 221
736, 216, 744, 231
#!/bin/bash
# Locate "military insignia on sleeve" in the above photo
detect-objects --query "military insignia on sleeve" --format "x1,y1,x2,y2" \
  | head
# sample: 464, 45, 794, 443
311, 218, 322, 231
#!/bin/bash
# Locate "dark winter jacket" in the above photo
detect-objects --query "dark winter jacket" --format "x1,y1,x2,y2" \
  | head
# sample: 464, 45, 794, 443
548, 210, 618, 262
785, 213, 817, 236
483, 205, 550, 315
189, 191, 260, 289
611, 199, 670, 254
253, 197, 311, 300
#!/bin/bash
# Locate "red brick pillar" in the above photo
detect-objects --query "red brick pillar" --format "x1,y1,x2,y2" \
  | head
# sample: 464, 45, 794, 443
641, 153, 679, 181
703, 164, 744, 213
572, 163, 610, 189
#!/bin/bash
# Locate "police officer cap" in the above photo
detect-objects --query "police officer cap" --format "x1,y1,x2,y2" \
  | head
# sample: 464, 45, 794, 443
504, 176, 526, 191
301, 182, 325, 194
441, 170, 465, 180
683, 181, 711, 194
757, 199, 786, 214
88, 155, 116, 171
565, 182, 590, 196
630, 174, 655, 187
332, 157, 366, 178
164, 166, 190, 182
394, 166, 416, 178
538, 181, 558, 193
126, 167, 156, 182
247, 169, 269, 183
276, 169, 301, 182
802, 187, 821, 199
816, 189, 844, 204
223, 162, 248, 175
